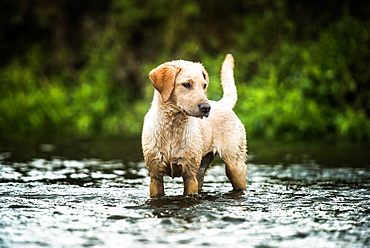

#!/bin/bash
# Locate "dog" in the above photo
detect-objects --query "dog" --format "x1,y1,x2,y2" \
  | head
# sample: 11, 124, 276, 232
142, 54, 247, 198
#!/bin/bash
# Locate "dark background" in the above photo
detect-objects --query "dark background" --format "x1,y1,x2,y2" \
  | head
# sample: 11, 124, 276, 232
1, 0, 369, 142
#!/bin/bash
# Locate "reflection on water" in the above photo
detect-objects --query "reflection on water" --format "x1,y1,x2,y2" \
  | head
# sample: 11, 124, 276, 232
0, 137, 369, 247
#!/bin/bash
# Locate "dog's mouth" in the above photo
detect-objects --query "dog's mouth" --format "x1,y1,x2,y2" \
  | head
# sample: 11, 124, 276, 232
187, 113, 208, 119
195, 111, 210, 119
177, 102, 211, 119
181, 106, 211, 119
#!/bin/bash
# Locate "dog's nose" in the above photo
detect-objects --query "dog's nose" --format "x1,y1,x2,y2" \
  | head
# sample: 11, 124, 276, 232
199, 102, 211, 114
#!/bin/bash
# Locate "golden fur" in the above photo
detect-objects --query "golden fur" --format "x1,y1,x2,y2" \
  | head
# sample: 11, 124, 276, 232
142, 54, 247, 197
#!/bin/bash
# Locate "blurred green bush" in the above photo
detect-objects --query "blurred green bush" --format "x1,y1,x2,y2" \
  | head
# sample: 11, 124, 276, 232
0, 0, 369, 142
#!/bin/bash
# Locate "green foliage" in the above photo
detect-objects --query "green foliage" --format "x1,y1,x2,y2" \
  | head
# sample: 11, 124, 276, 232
227, 10, 370, 142
0, 0, 369, 142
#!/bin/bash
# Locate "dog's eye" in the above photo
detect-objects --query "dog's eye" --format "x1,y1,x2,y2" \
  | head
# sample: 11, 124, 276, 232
182, 82, 191, 89
203, 84, 207, 89
202, 71, 207, 80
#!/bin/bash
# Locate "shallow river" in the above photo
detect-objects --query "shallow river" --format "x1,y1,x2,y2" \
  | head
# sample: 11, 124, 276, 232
0, 137, 369, 248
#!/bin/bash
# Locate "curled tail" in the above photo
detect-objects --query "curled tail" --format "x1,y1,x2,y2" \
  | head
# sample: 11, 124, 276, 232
219, 54, 237, 109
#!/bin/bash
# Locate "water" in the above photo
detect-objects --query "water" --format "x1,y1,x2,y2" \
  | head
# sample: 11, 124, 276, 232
0, 137, 369, 248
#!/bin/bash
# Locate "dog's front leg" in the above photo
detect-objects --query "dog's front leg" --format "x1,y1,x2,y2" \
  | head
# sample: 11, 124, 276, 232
149, 172, 165, 198
182, 174, 198, 196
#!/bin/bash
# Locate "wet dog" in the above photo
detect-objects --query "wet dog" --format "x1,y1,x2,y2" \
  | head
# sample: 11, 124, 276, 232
142, 54, 247, 197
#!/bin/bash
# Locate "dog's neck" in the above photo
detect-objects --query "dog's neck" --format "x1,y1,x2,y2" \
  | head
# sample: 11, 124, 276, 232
153, 91, 191, 126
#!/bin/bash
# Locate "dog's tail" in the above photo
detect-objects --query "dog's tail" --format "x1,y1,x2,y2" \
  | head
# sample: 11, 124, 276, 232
219, 54, 237, 109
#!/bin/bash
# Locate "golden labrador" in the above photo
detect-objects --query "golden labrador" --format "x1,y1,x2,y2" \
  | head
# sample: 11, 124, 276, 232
142, 54, 247, 197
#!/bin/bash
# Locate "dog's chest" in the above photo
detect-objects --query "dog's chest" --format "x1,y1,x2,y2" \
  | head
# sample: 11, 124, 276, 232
158, 124, 195, 159
142, 105, 205, 176
152, 119, 202, 166
158, 130, 202, 177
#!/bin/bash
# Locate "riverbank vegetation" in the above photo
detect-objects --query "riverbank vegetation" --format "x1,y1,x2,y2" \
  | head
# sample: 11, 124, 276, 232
1, 0, 369, 141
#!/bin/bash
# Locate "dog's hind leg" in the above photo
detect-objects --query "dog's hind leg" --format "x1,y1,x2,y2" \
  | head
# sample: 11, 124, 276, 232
221, 147, 247, 192
225, 159, 246, 192
196, 152, 215, 192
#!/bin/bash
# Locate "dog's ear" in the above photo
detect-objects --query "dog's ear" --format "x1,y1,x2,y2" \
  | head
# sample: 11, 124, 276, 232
149, 63, 180, 103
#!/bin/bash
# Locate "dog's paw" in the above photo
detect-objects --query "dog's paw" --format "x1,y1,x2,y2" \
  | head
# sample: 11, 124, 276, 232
224, 189, 245, 198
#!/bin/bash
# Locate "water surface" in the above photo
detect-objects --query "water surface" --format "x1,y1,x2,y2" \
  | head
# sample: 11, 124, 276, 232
0, 137, 369, 247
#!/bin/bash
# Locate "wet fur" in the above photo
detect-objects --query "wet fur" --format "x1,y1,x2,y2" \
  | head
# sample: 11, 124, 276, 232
142, 54, 247, 198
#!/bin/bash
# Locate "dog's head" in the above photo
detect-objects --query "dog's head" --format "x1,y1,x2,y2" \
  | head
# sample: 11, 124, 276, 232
149, 60, 211, 118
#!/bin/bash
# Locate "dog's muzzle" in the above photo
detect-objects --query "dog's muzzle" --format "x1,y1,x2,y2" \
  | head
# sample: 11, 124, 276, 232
198, 102, 211, 117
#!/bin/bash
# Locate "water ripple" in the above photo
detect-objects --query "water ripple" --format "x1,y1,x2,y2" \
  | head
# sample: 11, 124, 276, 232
0, 157, 369, 247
